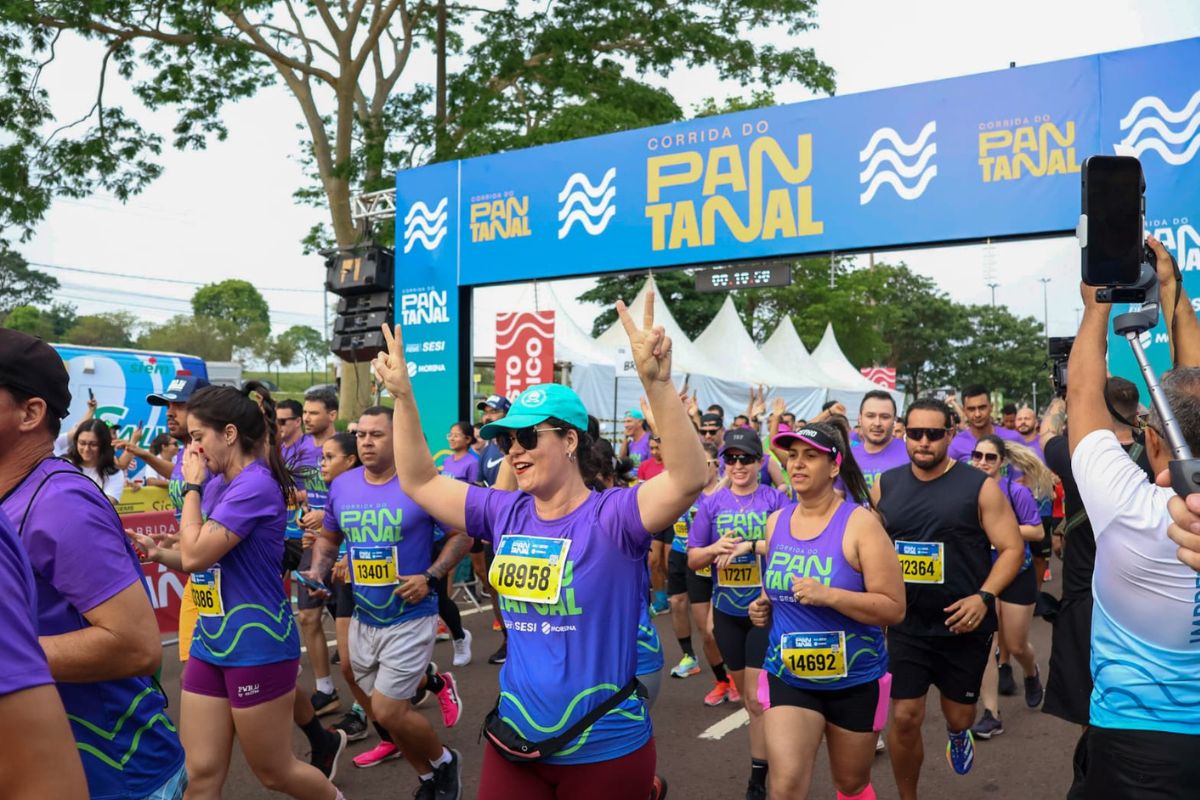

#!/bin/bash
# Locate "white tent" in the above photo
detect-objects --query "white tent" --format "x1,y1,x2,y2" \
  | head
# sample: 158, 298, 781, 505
692, 297, 786, 385
809, 323, 904, 415
592, 275, 717, 376
759, 316, 845, 391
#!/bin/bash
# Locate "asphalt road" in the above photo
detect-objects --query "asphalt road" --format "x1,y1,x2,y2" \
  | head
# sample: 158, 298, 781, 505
158, 577, 1079, 799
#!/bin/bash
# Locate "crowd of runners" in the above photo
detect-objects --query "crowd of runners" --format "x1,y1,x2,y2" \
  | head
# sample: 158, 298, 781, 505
2, 241, 1200, 800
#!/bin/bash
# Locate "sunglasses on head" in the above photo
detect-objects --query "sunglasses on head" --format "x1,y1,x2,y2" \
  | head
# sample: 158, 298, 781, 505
906, 427, 950, 442
495, 426, 565, 454
722, 452, 759, 465
970, 450, 1000, 463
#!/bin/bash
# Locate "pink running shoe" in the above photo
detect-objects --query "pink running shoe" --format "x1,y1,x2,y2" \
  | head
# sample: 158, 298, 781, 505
726, 680, 742, 705
352, 740, 402, 768
435, 672, 463, 728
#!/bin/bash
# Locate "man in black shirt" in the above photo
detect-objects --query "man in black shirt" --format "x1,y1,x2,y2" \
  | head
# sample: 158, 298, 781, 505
872, 397, 1024, 798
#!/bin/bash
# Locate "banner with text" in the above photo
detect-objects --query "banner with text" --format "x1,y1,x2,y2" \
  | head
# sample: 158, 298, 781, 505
496, 312, 555, 399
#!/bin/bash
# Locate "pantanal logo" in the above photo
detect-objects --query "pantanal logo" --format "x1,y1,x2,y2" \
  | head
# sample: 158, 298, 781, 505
644, 135, 823, 252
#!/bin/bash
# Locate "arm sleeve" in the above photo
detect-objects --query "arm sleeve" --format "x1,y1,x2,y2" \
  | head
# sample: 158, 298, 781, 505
103, 470, 125, 502
205, 475, 266, 542
601, 485, 653, 559
1070, 429, 1167, 541
322, 481, 340, 534
464, 484, 508, 547
1009, 483, 1042, 526
465, 457, 481, 484
0, 520, 53, 696
688, 494, 715, 549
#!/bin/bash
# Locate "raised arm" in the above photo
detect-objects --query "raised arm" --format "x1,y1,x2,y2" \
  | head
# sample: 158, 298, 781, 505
372, 324, 470, 532
619, 291, 708, 532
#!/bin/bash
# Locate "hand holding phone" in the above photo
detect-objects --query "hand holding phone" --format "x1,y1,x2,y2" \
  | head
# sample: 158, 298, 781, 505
292, 569, 330, 597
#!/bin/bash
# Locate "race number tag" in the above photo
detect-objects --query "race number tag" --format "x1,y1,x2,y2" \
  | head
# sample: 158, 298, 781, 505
781, 631, 847, 679
489, 535, 572, 605
190, 569, 225, 618
896, 540, 944, 584
717, 554, 761, 588
696, 565, 712, 578
351, 546, 398, 586
673, 521, 688, 542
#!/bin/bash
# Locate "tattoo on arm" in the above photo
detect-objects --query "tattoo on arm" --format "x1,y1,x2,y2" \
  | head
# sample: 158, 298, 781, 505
430, 533, 472, 579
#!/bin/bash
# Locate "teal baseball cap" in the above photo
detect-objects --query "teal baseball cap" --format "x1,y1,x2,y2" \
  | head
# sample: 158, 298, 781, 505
624, 408, 645, 420
479, 384, 589, 439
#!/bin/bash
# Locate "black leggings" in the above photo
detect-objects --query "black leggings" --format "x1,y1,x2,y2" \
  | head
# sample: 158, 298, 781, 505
435, 566, 465, 641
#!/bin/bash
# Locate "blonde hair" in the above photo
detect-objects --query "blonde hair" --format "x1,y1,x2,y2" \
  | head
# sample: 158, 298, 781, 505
1004, 441, 1054, 500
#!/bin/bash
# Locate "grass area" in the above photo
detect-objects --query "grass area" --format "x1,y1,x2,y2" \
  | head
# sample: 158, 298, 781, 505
244, 368, 336, 403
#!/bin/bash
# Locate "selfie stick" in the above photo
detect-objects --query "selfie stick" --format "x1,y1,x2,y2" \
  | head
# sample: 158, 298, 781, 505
1110, 264, 1200, 496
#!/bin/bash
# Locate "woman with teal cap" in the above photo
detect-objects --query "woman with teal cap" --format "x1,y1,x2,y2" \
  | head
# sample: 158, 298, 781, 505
372, 292, 707, 799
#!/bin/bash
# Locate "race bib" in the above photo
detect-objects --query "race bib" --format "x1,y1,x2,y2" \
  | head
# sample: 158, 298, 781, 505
717, 554, 760, 588
781, 631, 847, 679
673, 521, 688, 541
489, 535, 572, 605
896, 540, 945, 584
696, 565, 712, 578
351, 546, 398, 586
190, 568, 225, 617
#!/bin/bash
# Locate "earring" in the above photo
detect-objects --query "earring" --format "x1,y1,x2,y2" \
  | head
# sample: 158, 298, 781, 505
568, 450, 577, 463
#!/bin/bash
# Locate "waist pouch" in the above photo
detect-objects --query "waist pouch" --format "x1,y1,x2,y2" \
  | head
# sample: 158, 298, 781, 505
481, 677, 645, 763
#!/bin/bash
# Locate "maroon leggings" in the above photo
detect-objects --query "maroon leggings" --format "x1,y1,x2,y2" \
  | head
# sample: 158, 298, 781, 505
478, 738, 656, 800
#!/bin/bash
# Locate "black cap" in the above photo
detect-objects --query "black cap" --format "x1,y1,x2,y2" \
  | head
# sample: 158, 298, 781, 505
0, 329, 72, 420
147, 375, 211, 406
720, 428, 763, 458
699, 412, 724, 428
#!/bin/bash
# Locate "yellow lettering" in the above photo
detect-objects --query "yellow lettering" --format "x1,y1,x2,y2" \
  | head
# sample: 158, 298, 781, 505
669, 201, 701, 250
646, 204, 671, 251
761, 189, 796, 240
1014, 151, 1044, 178
994, 157, 1012, 181
1047, 149, 1067, 175
506, 195, 528, 218
1041, 121, 1075, 150
701, 146, 747, 196
647, 152, 703, 203
796, 186, 823, 236
978, 130, 1012, 158
1013, 126, 1038, 155
979, 156, 996, 182
470, 202, 488, 225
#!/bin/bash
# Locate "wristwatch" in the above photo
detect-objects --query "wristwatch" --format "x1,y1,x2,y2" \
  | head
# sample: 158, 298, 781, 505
423, 570, 437, 588
183, 482, 204, 497
977, 590, 996, 609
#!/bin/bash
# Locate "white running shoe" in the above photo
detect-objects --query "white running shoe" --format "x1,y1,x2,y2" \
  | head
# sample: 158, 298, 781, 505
452, 628, 473, 667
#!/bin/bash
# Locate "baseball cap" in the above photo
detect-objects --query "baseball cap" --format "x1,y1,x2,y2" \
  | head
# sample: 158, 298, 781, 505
624, 409, 645, 420
147, 375, 211, 406
719, 428, 763, 459
479, 384, 589, 439
773, 425, 843, 465
0, 329, 71, 420
476, 394, 512, 413
699, 412, 723, 428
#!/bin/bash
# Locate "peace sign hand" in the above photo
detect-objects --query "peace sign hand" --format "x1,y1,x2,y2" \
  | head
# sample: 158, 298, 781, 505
372, 324, 413, 398
616, 288, 672, 385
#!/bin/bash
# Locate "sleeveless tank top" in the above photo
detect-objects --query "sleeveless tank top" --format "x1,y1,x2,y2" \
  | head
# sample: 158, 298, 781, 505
878, 463, 995, 638
762, 501, 887, 690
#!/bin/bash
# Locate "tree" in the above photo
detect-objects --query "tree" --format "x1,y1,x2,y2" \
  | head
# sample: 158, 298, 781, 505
4, 304, 54, 339
0, 247, 58, 317
138, 315, 245, 361
192, 280, 270, 335
942, 304, 1052, 405
284, 324, 328, 383
6, 0, 835, 419
62, 312, 138, 348
261, 334, 298, 385
578, 270, 726, 340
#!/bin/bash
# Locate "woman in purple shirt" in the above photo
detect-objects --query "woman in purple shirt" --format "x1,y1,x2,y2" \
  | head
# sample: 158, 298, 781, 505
738, 424, 905, 800
177, 383, 343, 800
441, 420, 482, 483
370, 294, 707, 800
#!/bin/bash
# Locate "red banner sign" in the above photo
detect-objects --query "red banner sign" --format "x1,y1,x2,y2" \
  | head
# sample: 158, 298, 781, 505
124, 510, 188, 634
861, 366, 897, 389
496, 311, 555, 399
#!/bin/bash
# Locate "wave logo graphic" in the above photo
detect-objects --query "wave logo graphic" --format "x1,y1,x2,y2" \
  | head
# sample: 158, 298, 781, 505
557, 167, 616, 239
403, 197, 449, 253
860, 366, 897, 389
858, 121, 937, 205
1113, 89, 1200, 166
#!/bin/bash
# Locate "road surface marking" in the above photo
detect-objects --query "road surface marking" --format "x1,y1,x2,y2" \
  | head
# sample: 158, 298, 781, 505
699, 708, 749, 740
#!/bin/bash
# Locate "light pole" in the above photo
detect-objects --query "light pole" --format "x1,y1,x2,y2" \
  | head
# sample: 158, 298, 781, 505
988, 282, 999, 307
1039, 277, 1052, 345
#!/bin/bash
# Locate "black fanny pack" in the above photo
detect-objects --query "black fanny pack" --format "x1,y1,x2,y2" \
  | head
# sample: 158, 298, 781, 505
481, 677, 645, 763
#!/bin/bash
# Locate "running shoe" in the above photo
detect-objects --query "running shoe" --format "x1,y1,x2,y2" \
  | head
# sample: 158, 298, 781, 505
652, 774, 669, 800
436, 619, 451, 642
945, 729, 975, 775
331, 650, 341, 665
1044, 566, 1053, 582
650, 599, 670, 616
333, 708, 369, 743
414, 779, 436, 800
703, 679, 731, 707
435, 672, 463, 728
971, 710, 1004, 740
311, 688, 341, 717
670, 655, 701, 679
452, 628, 473, 667
745, 781, 766, 800
997, 662, 1017, 696
875, 733, 886, 753
726, 680, 742, 705
1025, 666, 1045, 708
311, 727, 347, 780
432, 748, 463, 800
353, 740, 402, 768
492, 619, 503, 632
488, 641, 507, 665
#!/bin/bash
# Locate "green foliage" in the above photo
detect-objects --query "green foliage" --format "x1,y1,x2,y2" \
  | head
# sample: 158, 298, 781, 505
0, 247, 59, 316
61, 312, 139, 348
284, 324, 328, 381
940, 305, 1052, 406
4, 304, 55, 338
191, 280, 270, 335
579, 270, 726, 339
137, 314, 249, 361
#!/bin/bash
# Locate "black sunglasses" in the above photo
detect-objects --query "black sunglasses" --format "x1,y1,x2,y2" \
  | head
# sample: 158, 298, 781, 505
722, 452, 759, 465
699, 428, 721, 437
906, 427, 950, 442
970, 450, 1000, 463
495, 426, 565, 454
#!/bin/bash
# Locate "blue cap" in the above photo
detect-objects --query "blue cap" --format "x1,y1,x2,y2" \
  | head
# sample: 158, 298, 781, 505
476, 394, 513, 413
147, 375, 211, 406
479, 384, 588, 439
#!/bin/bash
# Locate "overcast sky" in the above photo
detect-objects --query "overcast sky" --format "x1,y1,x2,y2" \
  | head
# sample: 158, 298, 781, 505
17, 0, 1200, 362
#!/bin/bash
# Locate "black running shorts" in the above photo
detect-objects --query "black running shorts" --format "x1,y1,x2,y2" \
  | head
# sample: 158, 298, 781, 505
713, 608, 768, 672
1080, 726, 1200, 799
887, 628, 992, 706
999, 565, 1037, 606
766, 672, 883, 733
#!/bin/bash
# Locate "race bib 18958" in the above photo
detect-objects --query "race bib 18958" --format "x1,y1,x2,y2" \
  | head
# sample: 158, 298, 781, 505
489, 535, 572, 605
895, 540, 944, 584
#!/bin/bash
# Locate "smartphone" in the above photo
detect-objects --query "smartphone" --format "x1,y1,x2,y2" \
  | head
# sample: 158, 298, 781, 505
1081, 155, 1144, 287
87, 387, 95, 401
291, 570, 330, 594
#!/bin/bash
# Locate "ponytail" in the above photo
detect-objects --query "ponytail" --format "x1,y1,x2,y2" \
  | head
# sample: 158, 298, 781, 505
248, 381, 295, 506
807, 421, 876, 511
